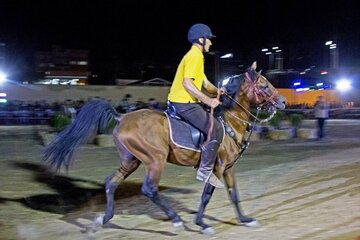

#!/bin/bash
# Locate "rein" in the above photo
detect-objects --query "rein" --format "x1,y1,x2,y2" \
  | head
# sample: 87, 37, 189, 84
205, 89, 221, 145
223, 92, 277, 124
223, 92, 258, 122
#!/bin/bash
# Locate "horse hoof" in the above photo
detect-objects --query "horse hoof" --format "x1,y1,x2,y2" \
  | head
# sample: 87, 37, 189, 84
201, 227, 215, 235
172, 221, 184, 228
103, 212, 114, 224
92, 214, 104, 231
245, 220, 260, 227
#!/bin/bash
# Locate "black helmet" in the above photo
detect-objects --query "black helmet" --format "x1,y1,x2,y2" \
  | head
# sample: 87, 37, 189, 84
187, 23, 215, 43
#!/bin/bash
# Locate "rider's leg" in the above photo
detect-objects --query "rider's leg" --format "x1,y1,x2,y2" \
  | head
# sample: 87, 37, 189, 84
172, 103, 224, 188
196, 118, 224, 188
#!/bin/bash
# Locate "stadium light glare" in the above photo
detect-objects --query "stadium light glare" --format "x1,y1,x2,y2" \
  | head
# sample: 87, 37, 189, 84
336, 79, 351, 92
220, 53, 233, 59
0, 71, 7, 84
325, 41, 333, 46
221, 77, 230, 86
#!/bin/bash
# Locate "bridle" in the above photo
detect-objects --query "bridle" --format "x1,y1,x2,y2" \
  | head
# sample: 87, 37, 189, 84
219, 72, 280, 157
222, 72, 279, 124
244, 72, 279, 108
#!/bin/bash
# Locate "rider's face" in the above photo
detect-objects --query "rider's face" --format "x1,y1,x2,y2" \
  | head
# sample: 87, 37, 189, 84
204, 38, 212, 52
198, 38, 212, 52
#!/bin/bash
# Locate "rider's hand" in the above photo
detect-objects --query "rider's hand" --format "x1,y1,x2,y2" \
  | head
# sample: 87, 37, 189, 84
208, 98, 221, 109
218, 87, 227, 96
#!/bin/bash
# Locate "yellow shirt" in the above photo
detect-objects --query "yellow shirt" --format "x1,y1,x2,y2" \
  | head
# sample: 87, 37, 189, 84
167, 45, 206, 103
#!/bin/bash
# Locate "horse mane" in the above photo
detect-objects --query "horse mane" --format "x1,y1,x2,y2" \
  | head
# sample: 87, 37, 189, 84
215, 74, 244, 116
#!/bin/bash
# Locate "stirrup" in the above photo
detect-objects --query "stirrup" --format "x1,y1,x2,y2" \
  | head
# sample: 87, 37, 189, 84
207, 173, 225, 188
196, 171, 224, 188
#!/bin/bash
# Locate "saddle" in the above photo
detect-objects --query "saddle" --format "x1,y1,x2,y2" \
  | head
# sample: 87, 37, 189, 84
164, 103, 205, 152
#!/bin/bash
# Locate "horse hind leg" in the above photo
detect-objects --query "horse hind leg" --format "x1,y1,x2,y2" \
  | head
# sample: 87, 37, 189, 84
99, 133, 141, 224
102, 157, 141, 225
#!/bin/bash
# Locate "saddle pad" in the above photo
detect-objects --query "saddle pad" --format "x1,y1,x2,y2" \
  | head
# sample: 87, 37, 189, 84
164, 112, 201, 152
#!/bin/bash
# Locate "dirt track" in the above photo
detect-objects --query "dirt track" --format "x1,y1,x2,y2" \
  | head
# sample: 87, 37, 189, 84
0, 120, 359, 239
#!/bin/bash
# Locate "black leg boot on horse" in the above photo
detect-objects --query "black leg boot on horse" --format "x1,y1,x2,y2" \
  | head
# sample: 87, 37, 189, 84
196, 140, 224, 188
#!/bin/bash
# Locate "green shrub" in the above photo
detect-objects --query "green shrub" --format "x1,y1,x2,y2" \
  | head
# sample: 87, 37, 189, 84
276, 110, 286, 120
108, 118, 117, 131
51, 114, 71, 132
100, 118, 117, 134
251, 109, 286, 129
256, 110, 270, 119
289, 113, 304, 128
268, 112, 282, 128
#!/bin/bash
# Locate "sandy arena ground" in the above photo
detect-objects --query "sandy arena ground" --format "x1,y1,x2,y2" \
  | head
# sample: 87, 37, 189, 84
0, 119, 359, 240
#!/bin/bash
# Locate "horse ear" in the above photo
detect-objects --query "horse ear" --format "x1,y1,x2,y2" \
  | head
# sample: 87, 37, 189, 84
251, 61, 257, 70
258, 69, 262, 75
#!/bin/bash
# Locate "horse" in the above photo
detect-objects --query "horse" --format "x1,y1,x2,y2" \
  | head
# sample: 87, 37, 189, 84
42, 62, 286, 235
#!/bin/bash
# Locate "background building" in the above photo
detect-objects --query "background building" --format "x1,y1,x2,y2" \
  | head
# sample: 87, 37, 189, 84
34, 45, 91, 85
0, 42, 5, 68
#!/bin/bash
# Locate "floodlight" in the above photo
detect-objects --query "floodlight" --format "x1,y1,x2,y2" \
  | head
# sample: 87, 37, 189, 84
220, 53, 233, 59
0, 71, 7, 83
336, 79, 351, 92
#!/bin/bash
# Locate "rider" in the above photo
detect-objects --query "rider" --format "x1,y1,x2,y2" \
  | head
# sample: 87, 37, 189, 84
167, 23, 225, 188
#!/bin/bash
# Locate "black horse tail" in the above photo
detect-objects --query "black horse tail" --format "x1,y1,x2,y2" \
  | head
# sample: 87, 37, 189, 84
42, 99, 120, 172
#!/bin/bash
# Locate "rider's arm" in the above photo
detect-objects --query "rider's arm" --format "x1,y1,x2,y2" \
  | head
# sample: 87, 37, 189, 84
182, 78, 220, 108
203, 77, 227, 96
202, 77, 218, 95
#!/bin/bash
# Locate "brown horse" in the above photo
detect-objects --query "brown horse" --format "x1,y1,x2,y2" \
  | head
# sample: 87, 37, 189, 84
42, 63, 286, 235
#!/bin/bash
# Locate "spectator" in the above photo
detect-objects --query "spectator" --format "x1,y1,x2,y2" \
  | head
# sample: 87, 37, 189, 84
314, 96, 329, 140
61, 100, 77, 122
132, 100, 146, 111
120, 94, 133, 113
148, 98, 163, 111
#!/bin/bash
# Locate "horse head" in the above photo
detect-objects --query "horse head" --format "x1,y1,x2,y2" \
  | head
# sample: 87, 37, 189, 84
219, 62, 286, 119
241, 61, 286, 112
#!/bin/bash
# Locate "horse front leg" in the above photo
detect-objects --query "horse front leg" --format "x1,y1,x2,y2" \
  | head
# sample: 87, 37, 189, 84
195, 182, 216, 235
223, 167, 260, 227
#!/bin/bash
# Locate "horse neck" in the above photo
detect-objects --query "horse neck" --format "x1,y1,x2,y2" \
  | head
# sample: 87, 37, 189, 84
223, 93, 250, 145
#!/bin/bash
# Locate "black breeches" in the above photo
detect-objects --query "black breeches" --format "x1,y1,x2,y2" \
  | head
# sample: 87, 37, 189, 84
171, 103, 223, 143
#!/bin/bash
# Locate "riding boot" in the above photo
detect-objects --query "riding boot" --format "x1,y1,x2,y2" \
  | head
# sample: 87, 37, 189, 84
196, 140, 224, 188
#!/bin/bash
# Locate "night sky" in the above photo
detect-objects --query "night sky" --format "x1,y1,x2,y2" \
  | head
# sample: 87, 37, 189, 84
1, 0, 360, 83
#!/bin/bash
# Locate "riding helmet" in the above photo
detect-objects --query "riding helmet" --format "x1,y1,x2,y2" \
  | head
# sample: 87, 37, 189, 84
187, 23, 216, 43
